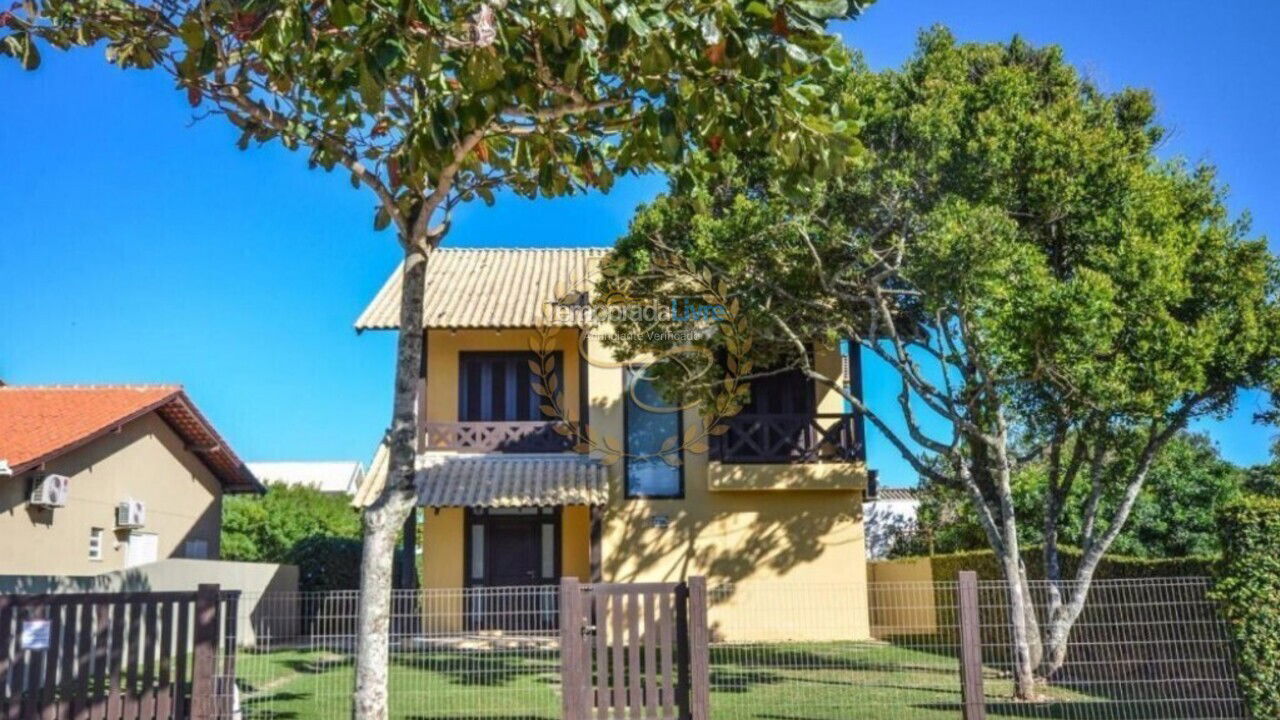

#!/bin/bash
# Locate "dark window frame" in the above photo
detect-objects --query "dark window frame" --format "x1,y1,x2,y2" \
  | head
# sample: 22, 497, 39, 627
622, 365, 686, 500
457, 350, 563, 422
462, 506, 563, 589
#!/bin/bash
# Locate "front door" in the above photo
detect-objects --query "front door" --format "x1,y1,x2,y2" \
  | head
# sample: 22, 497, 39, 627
466, 508, 561, 630
488, 517, 542, 586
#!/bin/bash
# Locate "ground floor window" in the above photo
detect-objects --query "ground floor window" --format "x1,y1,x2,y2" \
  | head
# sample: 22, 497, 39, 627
88, 527, 104, 561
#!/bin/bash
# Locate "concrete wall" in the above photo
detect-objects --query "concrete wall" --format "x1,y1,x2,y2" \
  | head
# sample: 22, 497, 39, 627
0, 412, 224, 576
0, 559, 299, 646
866, 557, 938, 637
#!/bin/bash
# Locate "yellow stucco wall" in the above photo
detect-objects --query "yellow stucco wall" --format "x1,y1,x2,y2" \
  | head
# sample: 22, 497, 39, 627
420, 507, 466, 632
414, 331, 871, 641
866, 557, 938, 637
561, 505, 591, 581
585, 336, 871, 641
0, 412, 223, 576
422, 328, 583, 425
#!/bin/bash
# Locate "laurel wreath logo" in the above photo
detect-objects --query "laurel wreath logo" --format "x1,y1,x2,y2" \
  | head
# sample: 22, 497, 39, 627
528, 252, 753, 466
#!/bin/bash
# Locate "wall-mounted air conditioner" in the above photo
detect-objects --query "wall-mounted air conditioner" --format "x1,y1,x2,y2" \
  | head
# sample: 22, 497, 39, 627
29, 474, 70, 507
115, 499, 146, 529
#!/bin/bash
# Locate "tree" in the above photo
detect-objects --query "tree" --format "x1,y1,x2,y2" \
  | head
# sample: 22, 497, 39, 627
221, 482, 362, 562
897, 432, 1246, 559
601, 29, 1280, 697
4, 0, 868, 713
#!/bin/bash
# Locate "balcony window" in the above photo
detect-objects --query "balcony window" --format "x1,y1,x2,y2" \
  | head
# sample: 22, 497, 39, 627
459, 351, 561, 422
624, 366, 683, 498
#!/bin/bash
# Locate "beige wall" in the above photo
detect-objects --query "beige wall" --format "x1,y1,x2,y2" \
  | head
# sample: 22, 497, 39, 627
0, 412, 224, 576
0, 560, 298, 646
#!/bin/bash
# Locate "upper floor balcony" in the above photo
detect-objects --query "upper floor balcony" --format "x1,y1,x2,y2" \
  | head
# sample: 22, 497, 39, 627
709, 413, 863, 464
421, 420, 578, 454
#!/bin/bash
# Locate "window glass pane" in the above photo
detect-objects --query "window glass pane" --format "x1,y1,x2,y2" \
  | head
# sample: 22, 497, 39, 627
470, 524, 485, 580
184, 539, 209, 559
625, 367, 682, 497
541, 523, 555, 579
88, 528, 103, 561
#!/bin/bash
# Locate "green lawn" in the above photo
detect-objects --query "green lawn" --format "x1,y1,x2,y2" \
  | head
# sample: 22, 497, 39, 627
230, 642, 1193, 720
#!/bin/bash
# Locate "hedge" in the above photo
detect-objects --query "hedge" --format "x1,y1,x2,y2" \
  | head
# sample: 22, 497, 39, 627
1211, 495, 1280, 720
923, 546, 1215, 583
287, 535, 415, 592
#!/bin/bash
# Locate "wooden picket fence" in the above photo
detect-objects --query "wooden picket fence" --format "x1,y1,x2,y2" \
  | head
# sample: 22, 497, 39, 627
0, 584, 238, 720
559, 577, 710, 720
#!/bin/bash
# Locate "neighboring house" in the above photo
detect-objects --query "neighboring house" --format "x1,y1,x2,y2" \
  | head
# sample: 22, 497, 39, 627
354, 249, 873, 639
863, 487, 920, 560
247, 461, 366, 495
0, 385, 262, 575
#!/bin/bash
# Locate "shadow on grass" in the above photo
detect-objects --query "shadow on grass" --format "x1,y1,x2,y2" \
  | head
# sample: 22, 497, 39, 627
404, 716, 557, 720
264, 650, 557, 689
915, 699, 1247, 720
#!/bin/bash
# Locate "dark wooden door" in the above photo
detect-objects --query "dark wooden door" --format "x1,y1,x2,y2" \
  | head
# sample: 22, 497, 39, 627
466, 509, 560, 631
488, 519, 541, 586
559, 578, 709, 720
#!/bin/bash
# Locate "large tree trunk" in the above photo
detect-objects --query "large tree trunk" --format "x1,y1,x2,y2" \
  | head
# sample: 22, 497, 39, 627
962, 456, 1040, 701
1035, 427, 1171, 680
996, 502, 1039, 699
353, 244, 430, 720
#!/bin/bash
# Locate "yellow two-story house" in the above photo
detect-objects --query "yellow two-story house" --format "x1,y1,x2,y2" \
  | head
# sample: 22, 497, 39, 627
354, 248, 872, 640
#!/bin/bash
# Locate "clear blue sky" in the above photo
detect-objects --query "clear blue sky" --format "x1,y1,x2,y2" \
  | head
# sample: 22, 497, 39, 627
2, 1, 1276, 485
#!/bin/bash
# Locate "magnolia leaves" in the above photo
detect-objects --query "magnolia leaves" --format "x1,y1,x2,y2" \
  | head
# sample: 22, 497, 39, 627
0, 30, 38, 69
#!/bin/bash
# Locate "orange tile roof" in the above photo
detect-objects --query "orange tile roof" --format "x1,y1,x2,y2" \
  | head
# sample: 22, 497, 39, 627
0, 385, 261, 493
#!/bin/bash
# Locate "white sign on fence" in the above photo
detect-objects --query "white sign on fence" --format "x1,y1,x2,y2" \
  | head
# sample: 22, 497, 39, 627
20, 619, 51, 651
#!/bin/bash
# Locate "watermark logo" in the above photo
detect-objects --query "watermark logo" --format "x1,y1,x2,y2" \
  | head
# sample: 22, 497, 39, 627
529, 252, 753, 466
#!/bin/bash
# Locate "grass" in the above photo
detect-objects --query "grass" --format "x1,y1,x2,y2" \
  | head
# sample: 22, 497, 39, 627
230, 642, 1207, 720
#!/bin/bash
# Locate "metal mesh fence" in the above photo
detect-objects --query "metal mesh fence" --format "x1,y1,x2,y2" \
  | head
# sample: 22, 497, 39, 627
220, 578, 1244, 720
975, 578, 1247, 720
227, 587, 561, 719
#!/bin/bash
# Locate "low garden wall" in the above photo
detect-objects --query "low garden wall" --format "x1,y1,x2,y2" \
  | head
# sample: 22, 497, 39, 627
0, 558, 298, 645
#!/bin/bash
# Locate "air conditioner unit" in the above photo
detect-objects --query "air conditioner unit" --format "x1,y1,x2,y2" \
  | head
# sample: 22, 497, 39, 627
29, 474, 70, 508
115, 500, 146, 528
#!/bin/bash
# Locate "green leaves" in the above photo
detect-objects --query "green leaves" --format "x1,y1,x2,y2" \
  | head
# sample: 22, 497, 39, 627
1, 31, 39, 69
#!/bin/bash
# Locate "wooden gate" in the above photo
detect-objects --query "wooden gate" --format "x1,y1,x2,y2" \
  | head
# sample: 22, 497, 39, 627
559, 577, 709, 720
0, 584, 238, 720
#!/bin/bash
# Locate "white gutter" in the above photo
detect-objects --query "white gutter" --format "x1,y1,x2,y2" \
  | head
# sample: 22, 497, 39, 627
0, 459, 11, 477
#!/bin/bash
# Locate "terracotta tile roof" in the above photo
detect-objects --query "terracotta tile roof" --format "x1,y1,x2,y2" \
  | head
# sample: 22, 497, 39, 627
0, 385, 261, 493
355, 248, 610, 330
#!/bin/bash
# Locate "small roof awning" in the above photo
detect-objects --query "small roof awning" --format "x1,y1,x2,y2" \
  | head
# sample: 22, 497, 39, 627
417, 454, 609, 508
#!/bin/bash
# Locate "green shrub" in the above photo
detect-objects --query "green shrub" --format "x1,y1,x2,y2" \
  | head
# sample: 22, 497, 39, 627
286, 535, 415, 592
1212, 495, 1280, 719
923, 546, 1215, 583
221, 483, 362, 563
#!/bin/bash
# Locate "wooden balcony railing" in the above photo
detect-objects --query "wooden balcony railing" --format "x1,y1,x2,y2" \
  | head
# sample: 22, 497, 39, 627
710, 413, 863, 464
421, 421, 579, 453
